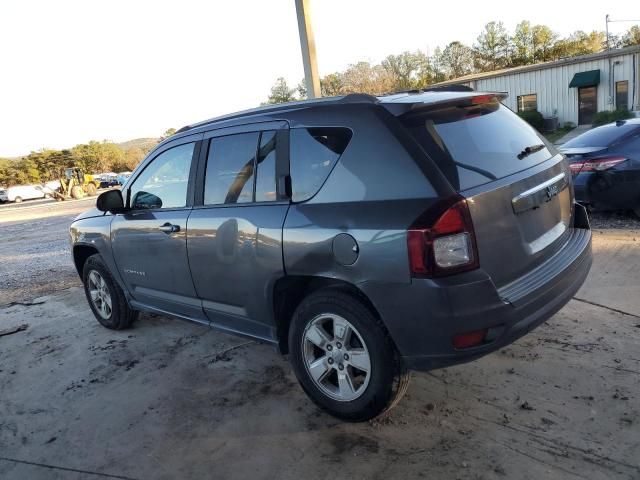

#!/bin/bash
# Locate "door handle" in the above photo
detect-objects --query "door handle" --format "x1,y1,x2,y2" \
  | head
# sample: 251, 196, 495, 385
158, 222, 180, 234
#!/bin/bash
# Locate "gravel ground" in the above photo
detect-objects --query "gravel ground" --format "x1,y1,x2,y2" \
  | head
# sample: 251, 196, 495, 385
589, 211, 640, 230
0, 198, 94, 306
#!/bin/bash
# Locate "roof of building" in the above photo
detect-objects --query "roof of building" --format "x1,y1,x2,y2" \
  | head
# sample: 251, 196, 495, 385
435, 44, 640, 86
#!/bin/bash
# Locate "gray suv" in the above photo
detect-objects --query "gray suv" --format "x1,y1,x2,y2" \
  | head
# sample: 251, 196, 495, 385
70, 90, 592, 421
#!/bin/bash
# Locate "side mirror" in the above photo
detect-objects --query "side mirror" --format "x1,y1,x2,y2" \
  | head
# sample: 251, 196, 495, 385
96, 189, 125, 213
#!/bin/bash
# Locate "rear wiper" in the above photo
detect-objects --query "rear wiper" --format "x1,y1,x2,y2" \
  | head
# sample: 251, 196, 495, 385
518, 144, 546, 160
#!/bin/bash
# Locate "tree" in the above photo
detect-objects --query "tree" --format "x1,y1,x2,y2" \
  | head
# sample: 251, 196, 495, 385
340, 62, 397, 95
532, 24, 558, 62
439, 41, 474, 79
552, 30, 604, 59
381, 51, 430, 90
511, 21, 534, 66
163, 128, 176, 138
623, 25, 640, 46
320, 73, 344, 96
474, 22, 510, 71
265, 77, 297, 104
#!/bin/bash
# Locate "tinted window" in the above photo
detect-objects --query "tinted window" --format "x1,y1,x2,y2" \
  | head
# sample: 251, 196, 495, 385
290, 127, 352, 201
402, 102, 552, 191
563, 123, 639, 149
255, 131, 278, 202
517, 94, 537, 112
129, 143, 194, 209
204, 133, 259, 205
616, 81, 629, 110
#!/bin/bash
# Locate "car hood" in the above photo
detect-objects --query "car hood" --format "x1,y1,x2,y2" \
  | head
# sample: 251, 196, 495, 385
74, 207, 107, 221
558, 146, 606, 156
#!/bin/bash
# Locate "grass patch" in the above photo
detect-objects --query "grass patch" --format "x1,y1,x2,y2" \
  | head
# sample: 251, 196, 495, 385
545, 125, 575, 144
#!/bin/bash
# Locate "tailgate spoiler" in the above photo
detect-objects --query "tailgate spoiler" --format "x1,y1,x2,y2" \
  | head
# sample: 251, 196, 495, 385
379, 91, 508, 117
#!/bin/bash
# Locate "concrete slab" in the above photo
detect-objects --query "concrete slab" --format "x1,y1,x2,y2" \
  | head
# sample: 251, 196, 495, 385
554, 125, 591, 145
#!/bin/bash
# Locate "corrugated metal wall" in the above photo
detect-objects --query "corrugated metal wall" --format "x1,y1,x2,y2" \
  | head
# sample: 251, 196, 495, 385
473, 53, 637, 125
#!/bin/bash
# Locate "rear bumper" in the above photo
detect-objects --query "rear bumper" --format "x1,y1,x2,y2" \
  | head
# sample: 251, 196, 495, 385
360, 221, 592, 372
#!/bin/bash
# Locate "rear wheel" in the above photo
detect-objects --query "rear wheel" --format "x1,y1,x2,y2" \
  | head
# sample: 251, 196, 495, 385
14, 196, 22, 203
83, 254, 137, 330
71, 186, 85, 199
289, 290, 409, 422
86, 183, 97, 196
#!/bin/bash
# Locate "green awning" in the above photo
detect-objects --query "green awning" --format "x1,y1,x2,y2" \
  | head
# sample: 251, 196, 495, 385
569, 70, 600, 88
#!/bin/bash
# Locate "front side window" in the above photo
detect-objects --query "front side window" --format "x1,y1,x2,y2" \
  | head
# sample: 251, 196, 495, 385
517, 94, 537, 112
616, 81, 629, 110
129, 143, 194, 209
289, 127, 352, 202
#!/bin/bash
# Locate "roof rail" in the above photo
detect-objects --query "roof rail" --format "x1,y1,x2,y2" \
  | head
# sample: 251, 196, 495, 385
422, 84, 474, 92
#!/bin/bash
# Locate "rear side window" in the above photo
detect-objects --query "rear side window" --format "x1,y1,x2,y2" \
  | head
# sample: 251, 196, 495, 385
402, 103, 552, 191
205, 132, 258, 205
204, 131, 280, 205
563, 123, 639, 149
290, 127, 352, 201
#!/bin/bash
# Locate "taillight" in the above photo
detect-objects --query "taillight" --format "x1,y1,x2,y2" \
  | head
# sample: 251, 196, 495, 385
570, 156, 627, 174
407, 197, 479, 277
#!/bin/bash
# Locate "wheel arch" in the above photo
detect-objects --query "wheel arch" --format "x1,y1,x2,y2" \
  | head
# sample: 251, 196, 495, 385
73, 244, 99, 278
272, 275, 381, 354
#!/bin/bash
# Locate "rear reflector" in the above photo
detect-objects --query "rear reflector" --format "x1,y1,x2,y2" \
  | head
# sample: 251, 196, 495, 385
407, 197, 479, 277
452, 329, 488, 349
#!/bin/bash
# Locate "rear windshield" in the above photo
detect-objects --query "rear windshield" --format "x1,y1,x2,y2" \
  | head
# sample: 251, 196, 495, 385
562, 123, 638, 149
402, 102, 552, 191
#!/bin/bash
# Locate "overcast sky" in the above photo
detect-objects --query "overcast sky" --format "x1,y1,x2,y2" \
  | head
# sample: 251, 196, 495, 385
0, 0, 637, 156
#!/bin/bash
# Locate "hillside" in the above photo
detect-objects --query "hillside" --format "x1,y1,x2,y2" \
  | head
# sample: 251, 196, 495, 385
117, 137, 159, 152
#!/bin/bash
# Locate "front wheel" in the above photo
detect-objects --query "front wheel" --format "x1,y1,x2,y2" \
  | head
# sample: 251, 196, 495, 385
289, 290, 409, 422
83, 254, 137, 329
14, 196, 22, 203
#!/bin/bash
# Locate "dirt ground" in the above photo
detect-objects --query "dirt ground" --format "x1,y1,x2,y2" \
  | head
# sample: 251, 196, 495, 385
0, 201, 639, 480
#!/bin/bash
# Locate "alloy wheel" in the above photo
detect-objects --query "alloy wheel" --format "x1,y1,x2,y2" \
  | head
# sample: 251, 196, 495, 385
88, 270, 112, 319
302, 313, 371, 402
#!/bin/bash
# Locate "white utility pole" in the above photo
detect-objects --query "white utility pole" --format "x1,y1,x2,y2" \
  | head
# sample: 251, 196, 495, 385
295, 0, 321, 99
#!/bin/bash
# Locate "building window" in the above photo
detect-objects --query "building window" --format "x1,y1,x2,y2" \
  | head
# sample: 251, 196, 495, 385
616, 81, 629, 110
517, 94, 538, 112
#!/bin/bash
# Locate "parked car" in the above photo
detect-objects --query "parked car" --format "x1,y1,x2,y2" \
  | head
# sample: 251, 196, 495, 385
93, 173, 119, 189
70, 91, 592, 421
4, 184, 47, 203
116, 171, 132, 185
560, 118, 640, 216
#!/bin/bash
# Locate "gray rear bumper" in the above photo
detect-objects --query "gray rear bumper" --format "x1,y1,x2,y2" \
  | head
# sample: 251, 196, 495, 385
360, 224, 592, 372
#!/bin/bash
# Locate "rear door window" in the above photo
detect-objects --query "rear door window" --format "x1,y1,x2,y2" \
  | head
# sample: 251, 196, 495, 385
289, 127, 352, 202
402, 103, 553, 191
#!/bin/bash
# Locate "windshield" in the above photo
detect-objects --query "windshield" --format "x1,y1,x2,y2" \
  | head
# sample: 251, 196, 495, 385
402, 102, 553, 191
563, 123, 638, 149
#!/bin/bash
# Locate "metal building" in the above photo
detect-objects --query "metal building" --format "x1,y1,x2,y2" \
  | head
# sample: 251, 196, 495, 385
436, 45, 640, 126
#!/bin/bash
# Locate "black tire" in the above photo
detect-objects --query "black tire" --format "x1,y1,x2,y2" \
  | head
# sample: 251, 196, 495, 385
289, 289, 410, 422
14, 196, 22, 203
82, 254, 137, 330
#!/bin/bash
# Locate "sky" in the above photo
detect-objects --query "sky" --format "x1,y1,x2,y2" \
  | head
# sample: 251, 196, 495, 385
0, 0, 637, 157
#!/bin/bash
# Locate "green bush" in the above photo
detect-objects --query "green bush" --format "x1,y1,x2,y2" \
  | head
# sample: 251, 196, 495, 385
592, 108, 634, 127
517, 110, 545, 131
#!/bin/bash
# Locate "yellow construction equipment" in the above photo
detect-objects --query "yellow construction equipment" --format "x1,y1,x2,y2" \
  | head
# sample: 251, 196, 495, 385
51, 168, 100, 200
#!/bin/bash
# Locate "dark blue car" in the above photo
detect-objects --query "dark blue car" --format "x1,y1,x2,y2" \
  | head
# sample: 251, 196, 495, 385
560, 118, 640, 217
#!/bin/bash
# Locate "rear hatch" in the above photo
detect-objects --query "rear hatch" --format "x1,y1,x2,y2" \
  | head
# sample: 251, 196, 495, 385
400, 97, 573, 288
